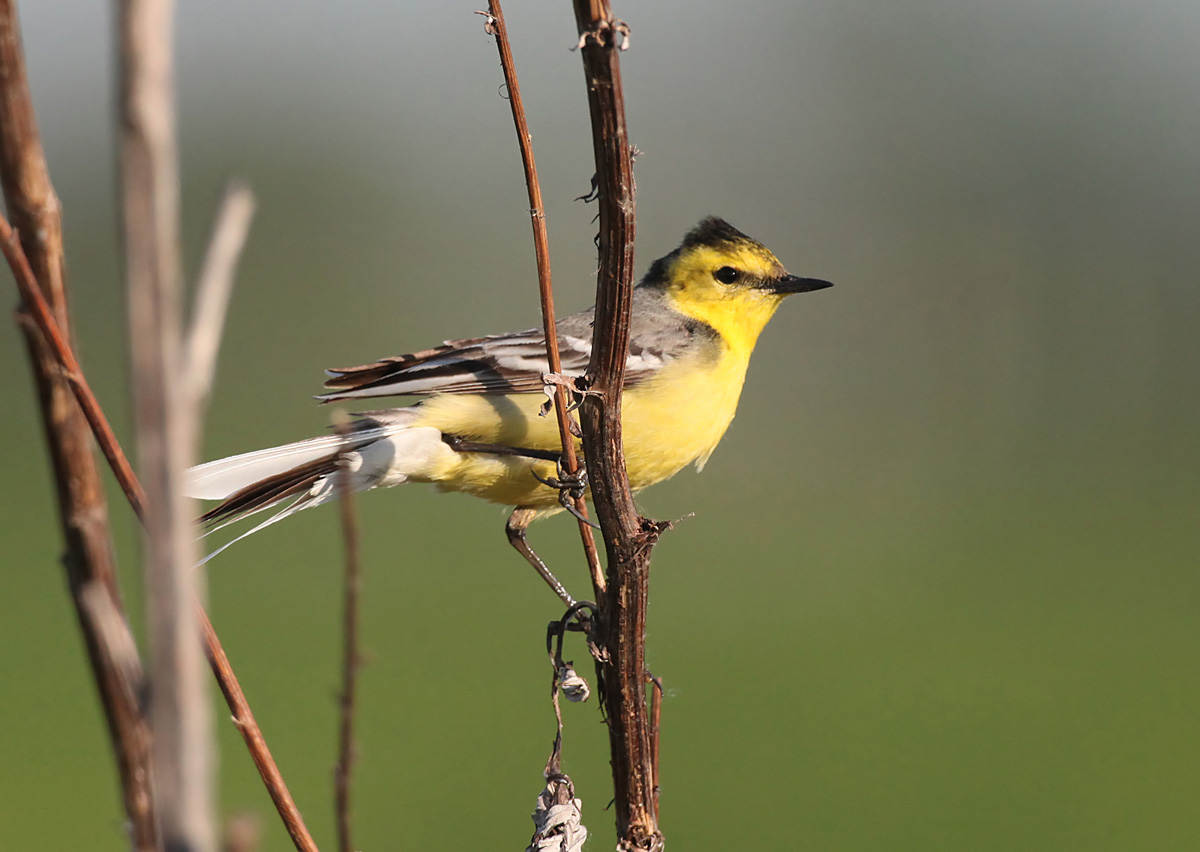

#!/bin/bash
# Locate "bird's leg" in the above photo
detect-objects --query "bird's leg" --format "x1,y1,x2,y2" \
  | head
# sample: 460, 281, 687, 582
442, 434, 559, 461
506, 507, 576, 607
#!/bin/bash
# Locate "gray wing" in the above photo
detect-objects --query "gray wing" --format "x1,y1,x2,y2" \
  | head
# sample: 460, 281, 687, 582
319, 287, 710, 402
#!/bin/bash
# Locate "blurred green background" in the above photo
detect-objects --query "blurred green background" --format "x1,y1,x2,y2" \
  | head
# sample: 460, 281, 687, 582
2, 0, 1198, 849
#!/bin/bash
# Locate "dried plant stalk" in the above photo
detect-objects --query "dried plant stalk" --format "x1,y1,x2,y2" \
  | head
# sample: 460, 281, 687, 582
570, 1, 665, 849
117, 0, 215, 847
483, 0, 605, 593
0, 2, 158, 848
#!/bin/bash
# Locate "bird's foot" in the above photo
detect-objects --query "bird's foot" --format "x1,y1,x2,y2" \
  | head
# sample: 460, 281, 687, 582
533, 460, 598, 528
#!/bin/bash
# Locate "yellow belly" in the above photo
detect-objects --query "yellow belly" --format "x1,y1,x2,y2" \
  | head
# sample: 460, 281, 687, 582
410, 347, 749, 509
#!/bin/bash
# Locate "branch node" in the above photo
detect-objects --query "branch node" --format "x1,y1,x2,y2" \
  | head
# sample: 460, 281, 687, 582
539, 372, 598, 419
571, 18, 632, 52
474, 9, 499, 35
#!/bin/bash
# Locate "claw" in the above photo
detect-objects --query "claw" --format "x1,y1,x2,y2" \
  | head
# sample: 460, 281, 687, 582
560, 493, 600, 529
532, 458, 599, 529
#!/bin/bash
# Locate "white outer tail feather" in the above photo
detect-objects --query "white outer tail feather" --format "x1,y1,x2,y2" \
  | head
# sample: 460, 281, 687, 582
187, 409, 450, 563
185, 432, 358, 500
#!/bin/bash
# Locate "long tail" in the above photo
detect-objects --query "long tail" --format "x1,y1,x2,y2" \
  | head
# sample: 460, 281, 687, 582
186, 409, 446, 562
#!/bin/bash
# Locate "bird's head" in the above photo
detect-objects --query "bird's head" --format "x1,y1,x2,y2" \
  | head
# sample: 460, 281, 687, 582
645, 217, 832, 351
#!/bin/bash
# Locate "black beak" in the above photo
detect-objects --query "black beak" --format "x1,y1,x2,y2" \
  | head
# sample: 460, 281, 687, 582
762, 274, 834, 294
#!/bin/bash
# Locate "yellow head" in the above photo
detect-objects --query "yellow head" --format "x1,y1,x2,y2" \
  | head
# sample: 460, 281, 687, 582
647, 217, 832, 355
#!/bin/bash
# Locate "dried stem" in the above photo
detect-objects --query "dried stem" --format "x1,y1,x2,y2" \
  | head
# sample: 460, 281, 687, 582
570, 1, 664, 849
199, 607, 321, 852
185, 179, 256, 424
0, 2, 157, 847
118, 0, 215, 846
7, 201, 318, 852
4, 2, 319, 849
1, 215, 147, 518
333, 422, 362, 852
648, 674, 663, 821
482, 0, 605, 594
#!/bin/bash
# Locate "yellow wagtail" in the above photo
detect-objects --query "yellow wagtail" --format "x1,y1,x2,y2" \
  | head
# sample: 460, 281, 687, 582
186, 217, 832, 602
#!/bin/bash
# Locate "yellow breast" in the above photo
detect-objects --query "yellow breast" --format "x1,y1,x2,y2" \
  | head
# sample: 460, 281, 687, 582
620, 344, 748, 487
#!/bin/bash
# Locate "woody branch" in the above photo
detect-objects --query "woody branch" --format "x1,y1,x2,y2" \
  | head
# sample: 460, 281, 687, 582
570, 1, 665, 849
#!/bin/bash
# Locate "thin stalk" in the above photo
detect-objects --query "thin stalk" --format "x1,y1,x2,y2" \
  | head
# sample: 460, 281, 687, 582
6, 205, 318, 852
333, 423, 362, 852
0, 215, 147, 518
483, 0, 605, 594
118, 0, 214, 845
199, 607, 321, 852
0, 2, 157, 846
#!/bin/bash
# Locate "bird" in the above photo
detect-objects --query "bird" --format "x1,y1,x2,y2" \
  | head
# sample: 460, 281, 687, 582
185, 217, 832, 604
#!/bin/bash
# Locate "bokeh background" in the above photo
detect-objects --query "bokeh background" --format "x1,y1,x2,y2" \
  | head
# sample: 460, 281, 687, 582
2, 0, 1197, 849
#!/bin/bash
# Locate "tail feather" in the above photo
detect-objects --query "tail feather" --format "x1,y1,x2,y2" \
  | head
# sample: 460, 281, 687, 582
199, 451, 341, 528
198, 492, 324, 566
188, 408, 452, 562
187, 427, 389, 501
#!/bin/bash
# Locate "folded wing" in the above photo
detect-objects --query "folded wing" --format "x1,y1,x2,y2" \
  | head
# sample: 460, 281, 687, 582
319, 329, 593, 400
318, 289, 710, 403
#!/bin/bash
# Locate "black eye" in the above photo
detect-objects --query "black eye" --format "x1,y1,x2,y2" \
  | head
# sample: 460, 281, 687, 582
714, 266, 740, 284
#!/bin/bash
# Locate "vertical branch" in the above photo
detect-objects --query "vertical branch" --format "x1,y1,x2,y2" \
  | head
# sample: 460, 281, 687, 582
0, 2, 158, 848
481, 0, 604, 594
333, 421, 362, 852
117, 0, 214, 849
570, 1, 663, 850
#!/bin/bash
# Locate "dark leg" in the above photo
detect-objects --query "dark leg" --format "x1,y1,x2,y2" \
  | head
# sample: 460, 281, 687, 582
442, 434, 560, 462
506, 506, 576, 607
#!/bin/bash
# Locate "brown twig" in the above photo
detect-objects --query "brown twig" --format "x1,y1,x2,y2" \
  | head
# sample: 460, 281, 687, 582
648, 674, 663, 821
5, 20, 312, 852
7, 199, 318, 852
0, 2, 158, 848
185, 180, 309, 851
569, 1, 664, 849
1, 215, 148, 518
199, 607, 321, 852
4, 3, 317, 848
0, 158, 254, 525
118, 0, 215, 845
332, 418, 362, 852
481, 0, 605, 595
